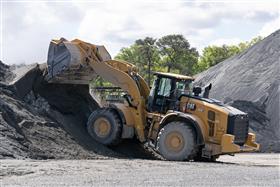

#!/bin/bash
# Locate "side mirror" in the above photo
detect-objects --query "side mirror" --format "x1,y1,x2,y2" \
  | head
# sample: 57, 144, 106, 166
203, 83, 212, 98
193, 87, 202, 96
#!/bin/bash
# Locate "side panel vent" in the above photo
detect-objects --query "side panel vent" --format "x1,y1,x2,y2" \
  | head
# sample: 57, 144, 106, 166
208, 110, 215, 121
208, 121, 215, 136
208, 110, 216, 136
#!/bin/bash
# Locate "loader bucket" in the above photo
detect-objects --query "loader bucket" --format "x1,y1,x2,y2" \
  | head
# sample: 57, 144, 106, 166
46, 38, 111, 84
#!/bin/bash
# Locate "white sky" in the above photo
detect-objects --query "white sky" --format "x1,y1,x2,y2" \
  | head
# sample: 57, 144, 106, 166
1, 0, 280, 64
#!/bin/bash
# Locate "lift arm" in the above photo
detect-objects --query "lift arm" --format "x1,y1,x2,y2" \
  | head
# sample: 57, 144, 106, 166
47, 38, 150, 141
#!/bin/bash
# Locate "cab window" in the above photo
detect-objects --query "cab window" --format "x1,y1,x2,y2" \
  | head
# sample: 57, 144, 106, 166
184, 81, 193, 95
175, 80, 193, 97
176, 81, 186, 96
157, 78, 171, 97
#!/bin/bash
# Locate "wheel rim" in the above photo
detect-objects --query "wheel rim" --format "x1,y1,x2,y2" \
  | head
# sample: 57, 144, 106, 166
93, 117, 111, 138
165, 131, 185, 152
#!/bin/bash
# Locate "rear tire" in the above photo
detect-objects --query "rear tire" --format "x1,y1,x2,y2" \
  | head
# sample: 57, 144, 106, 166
87, 108, 122, 146
157, 122, 196, 161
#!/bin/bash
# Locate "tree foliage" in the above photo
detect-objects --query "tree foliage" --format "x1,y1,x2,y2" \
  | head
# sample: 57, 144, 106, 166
115, 44, 142, 64
156, 34, 199, 75
91, 35, 263, 99
114, 35, 263, 82
115, 34, 199, 85
135, 37, 160, 86
115, 38, 162, 86
196, 36, 263, 73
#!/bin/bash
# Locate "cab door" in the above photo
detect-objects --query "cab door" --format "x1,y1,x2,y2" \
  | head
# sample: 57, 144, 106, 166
152, 77, 173, 113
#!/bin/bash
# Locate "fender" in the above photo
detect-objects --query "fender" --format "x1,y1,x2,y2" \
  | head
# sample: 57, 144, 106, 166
108, 104, 134, 139
159, 111, 206, 145
108, 104, 126, 125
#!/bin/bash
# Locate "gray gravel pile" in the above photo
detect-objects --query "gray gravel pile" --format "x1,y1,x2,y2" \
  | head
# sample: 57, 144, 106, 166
0, 61, 15, 83
195, 30, 280, 152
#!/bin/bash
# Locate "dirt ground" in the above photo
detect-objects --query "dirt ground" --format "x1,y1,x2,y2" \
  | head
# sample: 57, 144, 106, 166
0, 153, 279, 186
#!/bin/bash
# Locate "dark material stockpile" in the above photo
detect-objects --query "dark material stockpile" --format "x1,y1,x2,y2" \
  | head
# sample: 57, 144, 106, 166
0, 61, 117, 159
0, 61, 153, 159
195, 30, 280, 152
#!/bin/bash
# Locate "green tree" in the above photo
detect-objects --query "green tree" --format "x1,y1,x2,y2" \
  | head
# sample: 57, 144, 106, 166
135, 37, 159, 86
115, 44, 147, 81
115, 38, 160, 86
196, 36, 263, 73
156, 34, 199, 75
198, 45, 235, 71
238, 36, 263, 51
115, 44, 143, 64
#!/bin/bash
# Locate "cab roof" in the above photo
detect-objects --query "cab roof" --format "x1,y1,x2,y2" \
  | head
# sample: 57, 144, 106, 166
154, 72, 195, 80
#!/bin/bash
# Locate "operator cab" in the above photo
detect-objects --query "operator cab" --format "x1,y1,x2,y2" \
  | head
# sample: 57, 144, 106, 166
147, 72, 194, 113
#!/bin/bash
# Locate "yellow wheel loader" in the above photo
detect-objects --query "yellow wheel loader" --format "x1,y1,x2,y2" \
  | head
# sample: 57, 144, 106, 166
46, 38, 259, 161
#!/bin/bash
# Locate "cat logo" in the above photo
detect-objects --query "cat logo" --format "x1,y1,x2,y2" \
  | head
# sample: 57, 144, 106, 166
186, 103, 196, 111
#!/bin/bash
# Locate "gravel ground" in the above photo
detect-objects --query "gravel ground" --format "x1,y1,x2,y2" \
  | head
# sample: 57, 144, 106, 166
1, 154, 279, 186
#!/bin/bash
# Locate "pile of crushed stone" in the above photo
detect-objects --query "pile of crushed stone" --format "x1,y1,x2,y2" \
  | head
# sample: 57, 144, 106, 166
195, 30, 280, 152
0, 61, 15, 83
0, 61, 152, 159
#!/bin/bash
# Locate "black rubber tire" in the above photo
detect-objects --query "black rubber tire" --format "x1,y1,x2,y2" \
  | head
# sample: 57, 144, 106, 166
87, 108, 122, 146
156, 121, 196, 161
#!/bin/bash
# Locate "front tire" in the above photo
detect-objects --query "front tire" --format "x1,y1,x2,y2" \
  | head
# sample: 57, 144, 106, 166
87, 108, 122, 146
157, 122, 196, 161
